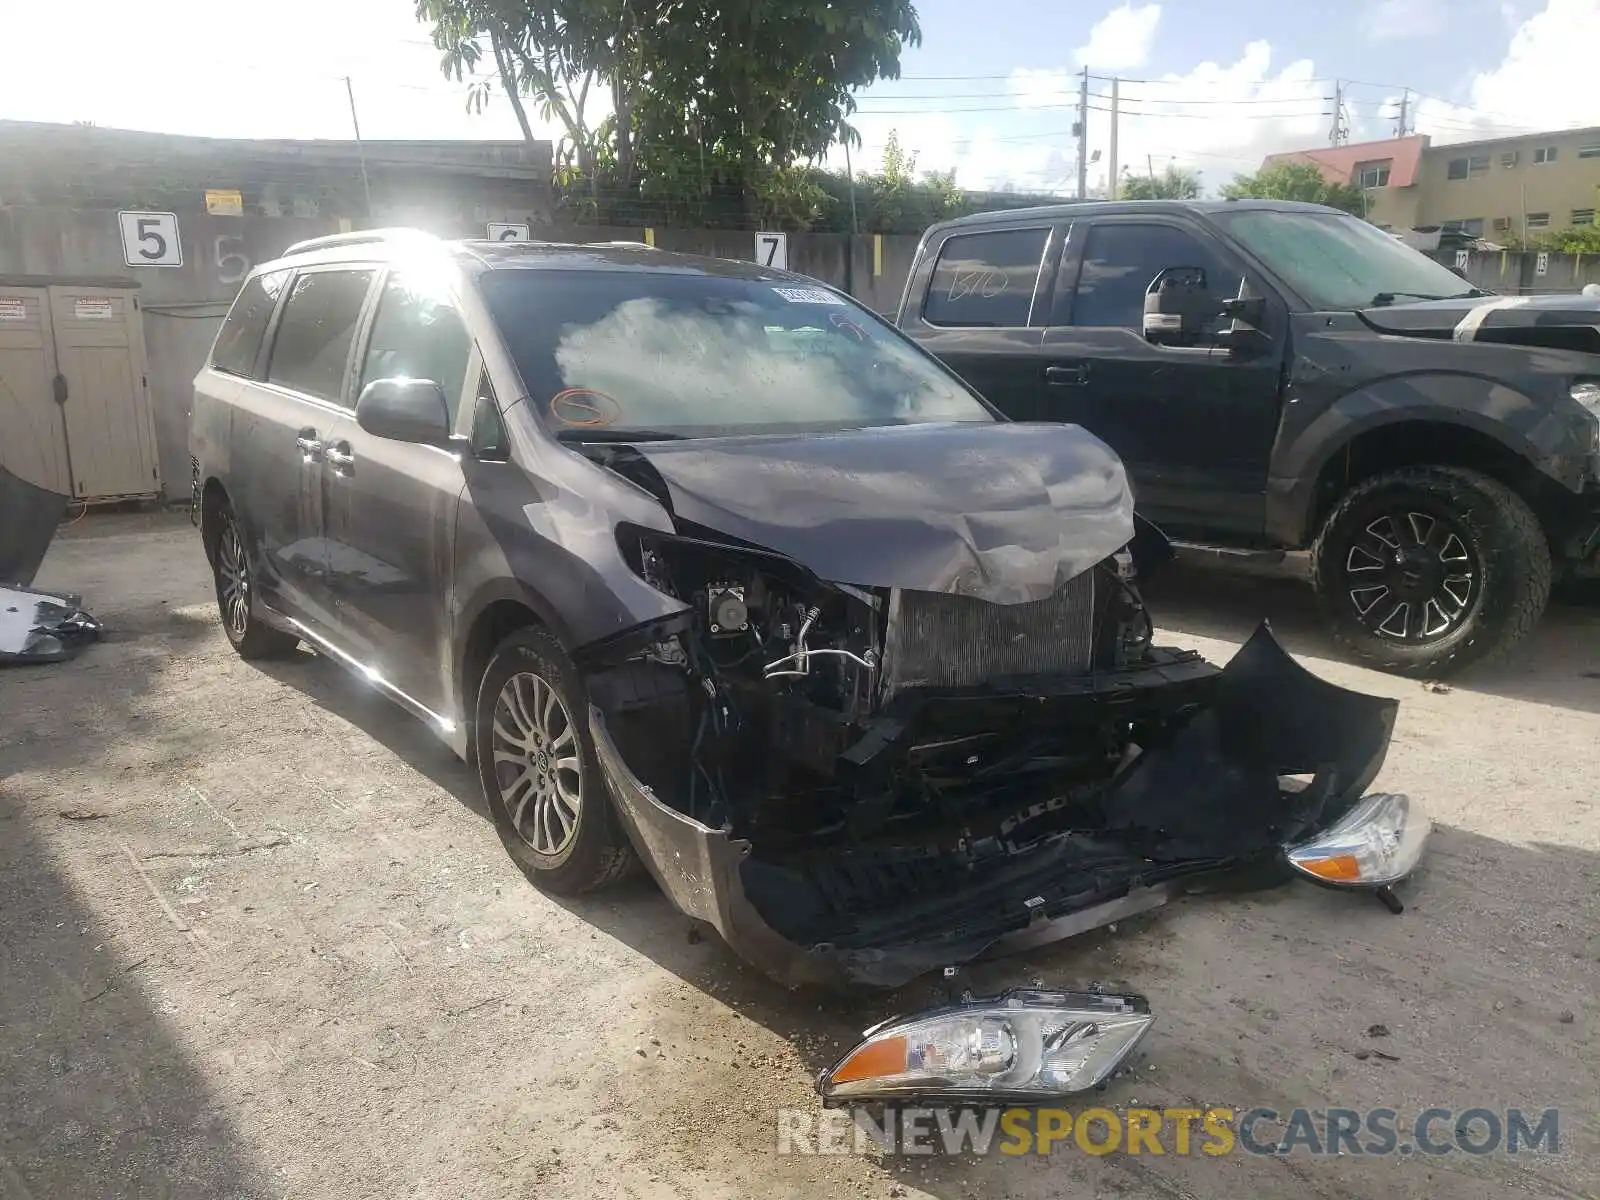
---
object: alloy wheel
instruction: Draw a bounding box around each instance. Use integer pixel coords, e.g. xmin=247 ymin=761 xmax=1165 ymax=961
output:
xmin=1342 ymin=509 xmax=1478 ymax=642
xmin=491 ymin=671 xmax=583 ymax=856
xmin=217 ymin=516 xmax=251 ymax=638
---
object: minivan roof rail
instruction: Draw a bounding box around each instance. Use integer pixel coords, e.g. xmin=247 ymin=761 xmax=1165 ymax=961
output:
xmin=281 ymin=228 xmax=441 ymax=257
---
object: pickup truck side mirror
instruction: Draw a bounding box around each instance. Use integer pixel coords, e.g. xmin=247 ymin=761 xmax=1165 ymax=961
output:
xmin=1145 ymin=268 xmax=1268 ymax=353
xmin=1143 ymin=267 xmax=1223 ymax=347
xmin=356 ymin=377 xmax=452 ymax=447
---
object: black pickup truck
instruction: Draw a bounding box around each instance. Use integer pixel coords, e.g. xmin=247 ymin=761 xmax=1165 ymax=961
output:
xmin=893 ymin=198 xmax=1600 ymax=676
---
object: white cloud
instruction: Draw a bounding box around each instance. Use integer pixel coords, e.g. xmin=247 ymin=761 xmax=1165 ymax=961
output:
xmin=1362 ymin=0 xmax=1449 ymax=40
xmin=1077 ymin=3 xmax=1163 ymax=71
xmin=1413 ymin=0 xmax=1600 ymax=143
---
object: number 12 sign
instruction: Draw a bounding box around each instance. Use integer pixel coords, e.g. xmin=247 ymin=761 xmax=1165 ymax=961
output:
xmin=118 ymin=211 xmax=183 ymax=267
xmin=755 ymin=231 xmax=788 ymax=271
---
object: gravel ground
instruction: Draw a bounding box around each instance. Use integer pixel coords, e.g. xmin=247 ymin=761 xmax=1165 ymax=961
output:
xmin=2 ymin=512 xmax=1596 ymax=1200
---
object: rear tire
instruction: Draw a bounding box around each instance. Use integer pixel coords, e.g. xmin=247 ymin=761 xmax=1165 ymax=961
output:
xmin=473 ymin=625 xmax=637 ymax=895
xmin=211 ymin=498 xmax=299 ymax=661
xmin=1309 ymin=465 xmax=1550 ymax=677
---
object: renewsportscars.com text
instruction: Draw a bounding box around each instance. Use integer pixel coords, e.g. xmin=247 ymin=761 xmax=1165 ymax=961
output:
xmin=777 ymin=1106 xmax=1562 ymax=1158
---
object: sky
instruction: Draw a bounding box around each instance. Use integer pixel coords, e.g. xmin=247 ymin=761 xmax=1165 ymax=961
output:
xmin=2 ymin=0 xmax=1597 ymax=197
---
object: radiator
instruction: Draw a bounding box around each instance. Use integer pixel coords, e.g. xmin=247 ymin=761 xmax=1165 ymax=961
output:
xmin=880 ymin=568 xmax=1098 ymax=700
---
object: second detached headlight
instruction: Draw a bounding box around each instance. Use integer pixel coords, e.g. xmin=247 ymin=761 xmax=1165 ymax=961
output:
xmin=818 ymin=989 xmax=1154 ymax=1106
xmin=1284 ymin=791 xmax=1429 ymax=888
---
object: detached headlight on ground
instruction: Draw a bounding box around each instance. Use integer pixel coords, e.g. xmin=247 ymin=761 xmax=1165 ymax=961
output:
xmin=1284 ymin=791 xmax=1429 ymax=888
xmin=817 ymin=989 xmax=1154 ymax=1105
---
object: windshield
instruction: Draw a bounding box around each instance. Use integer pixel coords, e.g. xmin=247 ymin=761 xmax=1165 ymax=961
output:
xmin=479 ymin=269 xmax=993 ymax=438
xmin=1215 ymin=209 xmax=1487 ymax=310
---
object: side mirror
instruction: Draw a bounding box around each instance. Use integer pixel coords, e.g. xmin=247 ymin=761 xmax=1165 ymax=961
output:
xmin=355 ymin=378 xmax=451 ymax=446
xmin=1143 ymin=266 xmax=1223 ymax=346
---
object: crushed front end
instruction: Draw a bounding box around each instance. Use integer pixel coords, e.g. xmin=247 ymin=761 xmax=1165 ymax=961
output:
xmin=578 ymin=514 xmax=1419 ymax=993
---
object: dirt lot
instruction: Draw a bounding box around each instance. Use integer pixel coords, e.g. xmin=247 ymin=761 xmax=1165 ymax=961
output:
xmin=2 ymin=512 xmax=1596 ymax=1200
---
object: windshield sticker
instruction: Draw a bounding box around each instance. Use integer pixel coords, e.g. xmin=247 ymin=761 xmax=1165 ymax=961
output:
xmin=772 ymin=286 xmax=846 ymax=306
xmin=549 ymin=387 xmax=622 ymax=427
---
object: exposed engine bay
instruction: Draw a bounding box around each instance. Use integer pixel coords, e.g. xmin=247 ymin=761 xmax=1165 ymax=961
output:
xmin=569 ymin=427 xmax=1406 ymax=990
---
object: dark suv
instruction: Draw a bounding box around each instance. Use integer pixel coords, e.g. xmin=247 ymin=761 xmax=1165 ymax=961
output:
xmin=189 ymin=229 xmax=1416 ymax=994
xmin=894 ymin=200 xmax=1600 ymax=676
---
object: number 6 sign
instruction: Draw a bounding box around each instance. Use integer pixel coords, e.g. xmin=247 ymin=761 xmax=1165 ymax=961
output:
xmin=118 ymin=211 xmax=183 ymax=267
xmin=755 ymin=231 xmax=788 ymax=271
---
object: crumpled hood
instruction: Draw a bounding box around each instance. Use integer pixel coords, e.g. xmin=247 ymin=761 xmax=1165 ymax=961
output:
xmin=1359 ymin=292 xmax=1600 ymax=350
xmin=621 ymin=421 xmax=1134 ymax=603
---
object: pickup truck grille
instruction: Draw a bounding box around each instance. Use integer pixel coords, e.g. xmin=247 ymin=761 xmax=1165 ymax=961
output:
xmin=880 ymin=569 xmax=1098 ymax=700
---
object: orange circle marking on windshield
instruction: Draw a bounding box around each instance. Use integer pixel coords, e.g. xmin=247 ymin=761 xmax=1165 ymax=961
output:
xmin=549 ymin=388 xmax=621 ymax=427
xmin=829 ymin=312 xmax=867 ymax=341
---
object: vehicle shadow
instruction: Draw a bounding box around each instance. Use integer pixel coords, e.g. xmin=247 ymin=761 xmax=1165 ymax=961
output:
xmin=1144 ymin=560 xmax=1600 ymax=716
xmin=0 ymin=808 xmax=270 ymax=1198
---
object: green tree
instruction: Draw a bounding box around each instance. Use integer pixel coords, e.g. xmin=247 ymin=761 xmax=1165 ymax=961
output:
xmin=1118 ymin=163 xmax=1200 ymax=200
xmin=416 ymin=0 xmax=637 ymax=190
xmin=416 ymin=0 xmax=922 ymax=223
xmin=1222 ymin=161 xmax=1365 ymax=215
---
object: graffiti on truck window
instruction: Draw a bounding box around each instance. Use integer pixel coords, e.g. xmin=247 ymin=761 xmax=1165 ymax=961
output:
xmin=946 ymin=266 xmax=1010 ymax=302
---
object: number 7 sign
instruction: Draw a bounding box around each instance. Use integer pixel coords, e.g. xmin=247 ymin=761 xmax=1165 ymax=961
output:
xmin=755 ymin=232 xmax=788 ymax=271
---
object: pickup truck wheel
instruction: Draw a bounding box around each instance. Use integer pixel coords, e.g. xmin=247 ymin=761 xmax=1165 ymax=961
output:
xmin=474 ymin=626 xmax=637 ymax=895
xmin=1312 ymin=467 xmax=1548 ymax=681
xmin=1310 ymin=465 xmax=1551 ymax=677
xmin=212 ymin=501 xmax=300 ymax=660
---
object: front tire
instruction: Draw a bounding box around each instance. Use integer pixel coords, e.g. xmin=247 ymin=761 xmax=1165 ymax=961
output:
xmin=211 ymin=499 xmax=299 ymax=660
xmin=1310 ymin=465 xmax=1551 ymax=677
xmin=473 ymin=626 xmax=636 ymax=895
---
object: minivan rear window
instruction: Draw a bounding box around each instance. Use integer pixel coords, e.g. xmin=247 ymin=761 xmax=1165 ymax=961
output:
xmin=211 ymin=269 xmax=289 ymax=378
xmin=265 ymin=268 xmax=375 ymax=404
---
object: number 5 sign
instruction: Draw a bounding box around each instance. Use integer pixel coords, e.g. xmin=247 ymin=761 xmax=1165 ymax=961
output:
xmin=118 ymin=211 xmax=183 ymax=267
xmin=755 ymin=231 xmax=788 ymax=271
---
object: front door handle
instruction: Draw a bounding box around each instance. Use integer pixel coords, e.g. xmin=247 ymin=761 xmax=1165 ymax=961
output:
xmin=1046 ymin=363 xmax=1090 ymax=387
xmin=325 ymin=442 xmax=355 ymax=473
xmin=295 ymin=428 xmax=322 ymax=461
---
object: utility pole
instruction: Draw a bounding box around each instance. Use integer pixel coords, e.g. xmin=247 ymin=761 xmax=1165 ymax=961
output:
xmin=1076 ymin=66 xmax=1089 ymax=200
xmin=1395 ymin=88 xmax=1412 ymax=137
xmin=1107 ymin=77 xmax=1120 ymax=200
xmin=1329 ymin=79 xmax=1349 ymax=146
xmin=344 ymin=76 xmax=374 ymax=220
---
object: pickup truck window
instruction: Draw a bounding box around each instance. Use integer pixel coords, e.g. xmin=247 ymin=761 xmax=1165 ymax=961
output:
xmin=481 ymin=269 xmax=992 ymax=438
xmin=1215 ymin=209 xmax=1480 ymax=310
xmin=1066 ymin=223 xmax=1242 ymax=331
xmin=923 ymin=228 xmax=1049 ymax=328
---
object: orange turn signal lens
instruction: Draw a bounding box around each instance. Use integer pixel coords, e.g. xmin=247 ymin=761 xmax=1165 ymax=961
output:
xmin=1295 ymin=853 xmax=1363 ymax=881
xmin=830 ymin=1035 xmax=908 ymax=1083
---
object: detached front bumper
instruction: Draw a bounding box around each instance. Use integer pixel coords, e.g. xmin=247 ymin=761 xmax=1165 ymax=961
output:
xmin=591 ymin=621 xmax=1423 ymax=994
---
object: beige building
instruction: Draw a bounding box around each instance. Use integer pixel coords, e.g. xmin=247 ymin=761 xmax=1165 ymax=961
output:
xmin=1261 ymin=126 xmax=1600 ymax=243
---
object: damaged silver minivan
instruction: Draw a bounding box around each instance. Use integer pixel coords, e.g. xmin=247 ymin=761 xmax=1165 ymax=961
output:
xmin=191 ymin=230 xmax=1428 ymax=1104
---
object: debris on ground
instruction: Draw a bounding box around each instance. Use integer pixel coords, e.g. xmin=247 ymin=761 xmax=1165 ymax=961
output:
xmin=0 ymin=583 xmax=102 ymax=664
xmin=1366 ymin=1023 xmax=1391 ymax=1038
xmin=1421 ymin=680 xmax=1452 ymax=694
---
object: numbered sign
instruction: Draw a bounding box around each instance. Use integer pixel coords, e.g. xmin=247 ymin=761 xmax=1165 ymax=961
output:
xmin=1454 ymin=250 xmax=1470 ymax=270
xmin=1535 ymin=251 xmax=1550 ymax=277
xmin=755 ymin=231 xmax=788 ymax=270
xmin=488 ymin=222 xmax=531 ymax=242
xmin=117 ymin=211 xmax=183 ymax=267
